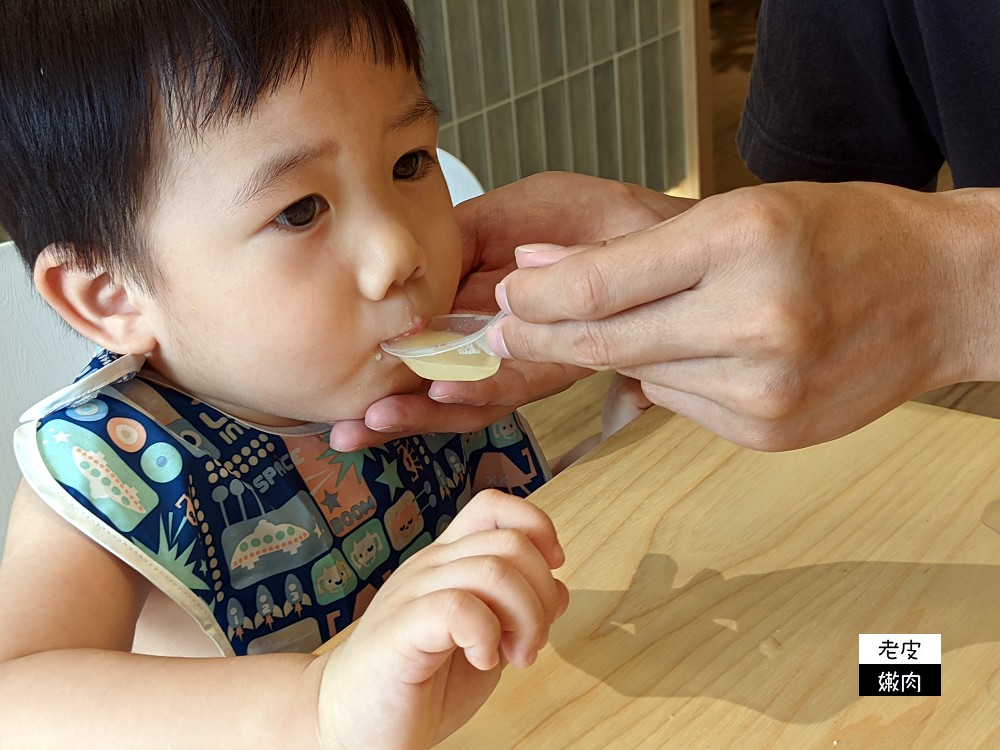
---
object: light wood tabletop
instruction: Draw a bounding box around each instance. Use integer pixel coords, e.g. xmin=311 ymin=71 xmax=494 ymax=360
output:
xmin=428 ymin=400 xmax=1000 ymax=749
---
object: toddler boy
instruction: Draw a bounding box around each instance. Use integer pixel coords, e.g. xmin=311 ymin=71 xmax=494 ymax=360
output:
xmin=0 ymin=2 xmax=566 ymax=747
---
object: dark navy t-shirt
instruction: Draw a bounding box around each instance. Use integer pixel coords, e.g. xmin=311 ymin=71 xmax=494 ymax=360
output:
xmin=738 ymin=0 xmax=1000 ymax=188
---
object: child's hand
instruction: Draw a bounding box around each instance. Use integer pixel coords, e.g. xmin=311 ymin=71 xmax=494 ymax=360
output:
xmin=313 ymin=490 xmax=568 ymax=750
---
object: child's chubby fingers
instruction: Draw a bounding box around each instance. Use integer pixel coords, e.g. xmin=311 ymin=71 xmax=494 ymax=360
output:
xmin=406 ymin=544 xmax=564 ymax=667
xmin=381 ymin=587 xmax=507 ymax=677
xmin=366 ymin=490 xmax=569 ymax=670
xmin=437 ymin=489 xmax=565 ymax=570
xmin=433 ymin=490 xmax=569 ymax=632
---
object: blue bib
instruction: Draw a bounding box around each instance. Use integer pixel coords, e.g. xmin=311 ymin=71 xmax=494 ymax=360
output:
xmin=14 ymin=351 xmax=549 ymax=655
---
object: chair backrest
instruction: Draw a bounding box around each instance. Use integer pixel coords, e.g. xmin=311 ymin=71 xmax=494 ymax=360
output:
xmin=0 ymin=149 xmax=483 ymax=555
xmin=437 ymin=147 xmax=484 ymax=204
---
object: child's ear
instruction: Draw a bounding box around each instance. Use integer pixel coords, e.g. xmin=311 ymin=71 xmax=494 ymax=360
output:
xmin=33 ymin=245 xmax=157 ymax=355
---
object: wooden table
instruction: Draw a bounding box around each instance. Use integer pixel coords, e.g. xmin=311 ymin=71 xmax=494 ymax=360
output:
xmin=431 ymin=401 xmax=1000 ymax=749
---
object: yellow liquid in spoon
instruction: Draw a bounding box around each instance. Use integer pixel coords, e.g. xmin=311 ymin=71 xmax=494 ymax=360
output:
xmin=395 ymin=330 xmax=501 ymax=381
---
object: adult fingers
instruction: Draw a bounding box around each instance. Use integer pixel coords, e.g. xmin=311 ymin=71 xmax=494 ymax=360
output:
xmin=455 ymin=172 xmax=689 ymax=261
xmin=637 ymin=367 xmax=902 ymax=452
xmin=626 ymin=182 xmax=697 ymax=220
xmin=427 ymin=361 xmax=590 ymax=406
xmin=601 ymin=374 xmax=655 ymax=439
xmin=619 ymin=358 xmax=784 ymax=420
xmin=623 ymin=377 xmax=827 ymax=453
xmin=327 ymin=362 xmax=589 ymax=451
xmin=327 ymin=418 xmax=391 ymax=452
xmin=497 ymin=218 xmax=709 ymax=325
xmin=618 ymin=381 xmax=776 ymax=450
xmin=489 ymin=288 xmax=739 ymax=371
xmin=327 ymin=399 xmax=512 ymax=451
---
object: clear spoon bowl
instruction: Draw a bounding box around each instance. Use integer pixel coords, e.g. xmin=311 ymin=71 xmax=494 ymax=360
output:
xmin=381 ymin=312 xmax=503 ymax=381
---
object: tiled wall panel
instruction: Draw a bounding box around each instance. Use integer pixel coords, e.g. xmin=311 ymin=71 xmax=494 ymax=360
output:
xmin=411 ymin=0 xmax=685 ymax=192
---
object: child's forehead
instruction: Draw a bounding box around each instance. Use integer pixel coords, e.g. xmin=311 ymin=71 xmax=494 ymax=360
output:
xmin=148 ymin=54 xmax=430 ymax=221
xmin=163 ymin=52 xmax=427 ymax=153
xmin=162 ymin=37 xmax=420 ymax=133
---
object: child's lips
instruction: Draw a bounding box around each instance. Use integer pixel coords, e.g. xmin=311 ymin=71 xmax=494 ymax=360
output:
xmin=391 ymin=318 xmax=428 ymax=340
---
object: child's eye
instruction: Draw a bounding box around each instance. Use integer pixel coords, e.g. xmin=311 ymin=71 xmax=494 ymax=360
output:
xmin=274 ymin=194 xmax=329 ymax=229
xmin=393 ymin=149 xmax=437 ymax=181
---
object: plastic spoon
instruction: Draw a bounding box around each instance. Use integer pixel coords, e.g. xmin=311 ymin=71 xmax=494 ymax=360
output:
xmin=381 ymin=312 xmax=504 ymax=381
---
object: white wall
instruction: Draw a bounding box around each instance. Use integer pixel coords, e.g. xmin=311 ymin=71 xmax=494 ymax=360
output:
xmin=0 ymin=241 xmax=95 ymax=558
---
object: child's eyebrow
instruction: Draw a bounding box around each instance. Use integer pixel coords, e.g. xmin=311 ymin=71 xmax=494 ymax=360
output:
xmin=230 ymin=141 xmax=337 ymax=211
xmin=387 ymin=94 xmax=440 ymax=133
xmin=230 ymin=95 xmax=439 ymax=212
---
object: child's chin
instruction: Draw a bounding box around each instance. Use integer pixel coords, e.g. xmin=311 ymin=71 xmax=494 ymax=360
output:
xmin=378 ymin=366 xmax=428 ymax=399
xmin=311 ymin=372 xmax=427 ymax=424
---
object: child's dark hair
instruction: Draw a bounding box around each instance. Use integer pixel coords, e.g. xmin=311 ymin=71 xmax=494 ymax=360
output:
xmin=0 ymin=0 xmax=422 ymax=289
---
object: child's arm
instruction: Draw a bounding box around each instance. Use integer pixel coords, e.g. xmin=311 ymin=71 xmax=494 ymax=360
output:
xmin=0 ymin=481 xmax=566 ymax=749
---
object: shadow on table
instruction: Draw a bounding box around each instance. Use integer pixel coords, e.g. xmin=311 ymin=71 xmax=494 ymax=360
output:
xmin=550 ymin=553 xmax=1000 ymax=723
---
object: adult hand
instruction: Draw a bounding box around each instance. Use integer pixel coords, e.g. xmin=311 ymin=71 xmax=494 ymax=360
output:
xmin=329 ymin=172 xmax=693 ymax=450
xmin=489 ymin=181 xmax=1000 ymax=450
xmin=315 ymin=490 xmax=568 ymax=750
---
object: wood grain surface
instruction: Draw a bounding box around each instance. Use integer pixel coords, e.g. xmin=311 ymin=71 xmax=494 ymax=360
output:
xmin=435 ymin=401 xmax=1000 ymax=749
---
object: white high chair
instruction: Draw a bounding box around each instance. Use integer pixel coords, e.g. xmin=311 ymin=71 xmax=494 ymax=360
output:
xmin=0 ymin=149 xmax=484 ymax=555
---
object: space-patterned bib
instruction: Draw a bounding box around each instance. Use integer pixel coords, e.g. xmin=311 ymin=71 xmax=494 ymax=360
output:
xmin=13 ymin=350 xmax=549 ymax=655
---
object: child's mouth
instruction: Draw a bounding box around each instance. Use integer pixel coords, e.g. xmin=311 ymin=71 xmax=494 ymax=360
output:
xmin=391 ymin=318 xmax=428 ymax=340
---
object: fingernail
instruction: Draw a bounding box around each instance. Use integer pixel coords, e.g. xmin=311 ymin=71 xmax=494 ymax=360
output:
xmin=515 ymin=245 xmax=567 ymax=269
xmin=551 ymin=542 xmax=565 ymax=566
xmin=427 ymin=382 xmax=462 ymax=402
xmin=495 ymin=282 xmax=512 ymax=315
xmin=486 ymin=325 xmax=511 ymax=359
xmin=429 ymin=394 xmax=464 ymax=404
xmin=515 ymin=243 xmax=565 ymax=253
xmin=329 ymin=440 xmax=360 ymax=452
xmin=365 ymin=414 xmax=402 ymax=432
xmin=429 ymin=385 xmax=485 ymax=406
xmin=524 ymin=648 xmax=538 ymax=667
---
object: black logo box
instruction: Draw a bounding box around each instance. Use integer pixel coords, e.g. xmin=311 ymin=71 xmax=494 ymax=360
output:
xmin=858 ymin=663 xmax=941 ymax=696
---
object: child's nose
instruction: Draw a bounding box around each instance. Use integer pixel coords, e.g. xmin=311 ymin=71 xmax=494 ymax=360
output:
xmin=353 ymin=212 xmax=428 ymax=301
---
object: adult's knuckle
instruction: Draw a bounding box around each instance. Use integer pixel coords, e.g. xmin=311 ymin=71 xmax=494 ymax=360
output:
xmin=563 ymin=252 xmax=612 ymax=319
xmin=738 ymin=421 xmax=801 ymax=452
xmin=502 ymin=318 xmax=542 ymax=362
xmin=738 ymin=189 xmax=796 ymax=241
xmin=567 ymin=323 xmax=614 ymax=369
xmin=730 ymin=403 xmax=815 ymax=452
xmin=741 ymin=370 xmax=807 ymax=423
xmin=735 ymin=293 xmax=825 ymax=362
